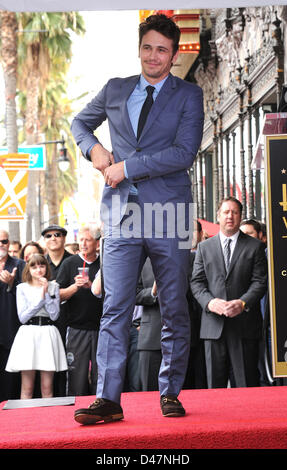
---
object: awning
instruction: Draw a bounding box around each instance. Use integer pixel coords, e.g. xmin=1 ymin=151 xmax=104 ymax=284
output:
xmin=198 ymin=218 xmax=220 ymax=237
xmin=1 ymin=1 xmax=286 ymax=12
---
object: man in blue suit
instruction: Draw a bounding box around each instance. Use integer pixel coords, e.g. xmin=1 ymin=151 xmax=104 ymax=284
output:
xmin=72 ymin=14 xmax=204 ymax=424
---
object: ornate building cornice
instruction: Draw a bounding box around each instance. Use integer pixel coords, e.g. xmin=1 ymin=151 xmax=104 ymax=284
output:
xmin=194 ymin=6 xmax=284 ymax=151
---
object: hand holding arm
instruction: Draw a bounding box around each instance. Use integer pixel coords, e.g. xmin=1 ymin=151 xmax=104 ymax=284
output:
xmin=90 ymin=143 xmax=113 ymax=174
xmin=103 ymin=154 xmax=125 ymax=188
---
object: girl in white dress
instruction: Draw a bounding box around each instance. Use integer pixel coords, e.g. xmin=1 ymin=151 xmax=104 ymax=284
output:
xmin=6 ymin=254 xmax=67 ymax=399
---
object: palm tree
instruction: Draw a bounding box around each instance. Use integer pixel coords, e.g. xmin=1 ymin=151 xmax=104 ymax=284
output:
xmin=38 ymin=77 xmax=79 ymax=225
xmin=17 ymin=12 xmax=85 ymax=240
xmin=0 ymin=11 xmax=20 ymax=240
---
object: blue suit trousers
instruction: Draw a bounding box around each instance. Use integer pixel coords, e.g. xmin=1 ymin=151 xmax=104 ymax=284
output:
xmin=96 ymin=234 xmax=191 ymax=404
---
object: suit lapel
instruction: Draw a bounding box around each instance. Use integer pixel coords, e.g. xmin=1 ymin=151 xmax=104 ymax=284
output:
xmin=138 ymin=74 xmax=177 ymax=142
xmin=227 ymin=231 xmax=246 ymax=278
xmin=212 ymin=234 xmax=227 ymax=275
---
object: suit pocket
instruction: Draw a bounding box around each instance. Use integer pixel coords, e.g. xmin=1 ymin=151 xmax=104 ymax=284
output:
xmin=162 ymin=172 xmax=191 ymax=188
xmin=159 ymin=174 xmax=192 ymax=202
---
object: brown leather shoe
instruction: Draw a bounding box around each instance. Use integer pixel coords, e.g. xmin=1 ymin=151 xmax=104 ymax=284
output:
xmin=74 ymin=398 xmax=124 ymax=425
xmin=160 ymin=395 xmax=185 ymax=417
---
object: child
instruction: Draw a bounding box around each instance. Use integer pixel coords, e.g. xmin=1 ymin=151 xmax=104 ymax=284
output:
xmin=6 ymin=254 xmax=67 ymax=399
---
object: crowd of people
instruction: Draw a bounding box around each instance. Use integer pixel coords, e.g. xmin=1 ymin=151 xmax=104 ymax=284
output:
xmin=0 ymin=200 xmax=272 ymax=405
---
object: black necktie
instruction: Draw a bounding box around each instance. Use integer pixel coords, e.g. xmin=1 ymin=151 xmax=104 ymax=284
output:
xmin=223 ymin=238 xmax=231 ymax=271
xmin=137 ymin=86 xmax=155 ymax=140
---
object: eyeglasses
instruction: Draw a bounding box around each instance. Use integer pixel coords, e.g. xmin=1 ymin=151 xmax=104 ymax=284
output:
xmin=44 ymin=232 xmax=62 ymax=239
xmin=0 ymin=239 xmax=9 ymax=245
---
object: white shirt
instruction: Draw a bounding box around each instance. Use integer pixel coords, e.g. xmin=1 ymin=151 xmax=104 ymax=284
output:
xmin=219 ymin=230 xmax=240 ymax=263
xmin=16 ymin=282 xmax=60 ymax=324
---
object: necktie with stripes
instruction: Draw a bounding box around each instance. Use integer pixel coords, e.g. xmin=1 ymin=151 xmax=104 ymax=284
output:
xmin=223 ymin=238 xmax=232 ymax=271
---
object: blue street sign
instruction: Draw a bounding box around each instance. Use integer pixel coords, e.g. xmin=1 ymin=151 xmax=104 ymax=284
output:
xmin=0 ymin=145 xmax=46 ymax=170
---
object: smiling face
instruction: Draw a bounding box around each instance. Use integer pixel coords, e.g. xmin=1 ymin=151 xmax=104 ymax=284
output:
xmin=139 ymin=29 xmax=179 ymax=84
xmin=44 ymin=231 xmax=65 ymax=254
xmin=217 ymin=200 xmax=242 ymax=236
xmin=78 ymin=230 xmax=98 ymax=260
xmin=30 ymin=263 xmax=47 ymax=281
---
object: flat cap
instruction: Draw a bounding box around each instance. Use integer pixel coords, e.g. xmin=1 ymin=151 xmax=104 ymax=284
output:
xmin=41 ymin=225 xmax=67 ymax=237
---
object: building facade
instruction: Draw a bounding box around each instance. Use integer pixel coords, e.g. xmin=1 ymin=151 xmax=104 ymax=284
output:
xmin=185 ymin=6 xmax=286 ymax=223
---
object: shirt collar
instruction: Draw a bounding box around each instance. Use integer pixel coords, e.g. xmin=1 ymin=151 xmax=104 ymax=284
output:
xmin=219 ymin=230 xmax=240 ymax=245
xmin=78 ymin=253 xmax=99 ymax=264
xmin=139 ymin=73 xmax=169 ymax=94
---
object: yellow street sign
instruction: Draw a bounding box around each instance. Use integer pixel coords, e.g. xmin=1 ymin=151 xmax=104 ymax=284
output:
xmin=0 ymin=153 xmax=30 ymax=220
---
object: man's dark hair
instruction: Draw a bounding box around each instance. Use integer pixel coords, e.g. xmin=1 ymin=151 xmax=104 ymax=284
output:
xmin=240 ymin=218 xmax=262 ymax=235
xmin=10 ymin=240 xmax=22 ymax=249
xmin=260 ymin=222 xmax=266 ymax=238
xmin=218 ymin=196 xmax=243 ymax=215
xmin=196 ymin=219 xmax=202 ymax=232
xmin=139 ymin=14 xmax=181 ymax=55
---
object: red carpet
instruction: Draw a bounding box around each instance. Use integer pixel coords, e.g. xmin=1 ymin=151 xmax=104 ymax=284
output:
xmin=1 ymin=387 xmax=287 ymax=449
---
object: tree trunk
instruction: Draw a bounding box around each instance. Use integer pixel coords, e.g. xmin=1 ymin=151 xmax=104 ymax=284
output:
xmin=45 ymin=143 xmax=59 ymax=226
xmin=0 ymin=11 xmax=20 ymax=240
xmin=25 ymin=61 xmax=41 ymax=242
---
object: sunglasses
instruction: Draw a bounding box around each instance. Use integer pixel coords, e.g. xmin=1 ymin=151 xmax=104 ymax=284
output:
xmin=0 ymin=239 xmax=9 ymax=245
xmin=44 ymin=232 xmax=62 ymax=239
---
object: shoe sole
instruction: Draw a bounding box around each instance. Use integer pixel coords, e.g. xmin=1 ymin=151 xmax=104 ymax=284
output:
xmin=162 ymin=412 xmax=185 ymax=417
xmin=74 ymin=412 xmax=124 ymax=425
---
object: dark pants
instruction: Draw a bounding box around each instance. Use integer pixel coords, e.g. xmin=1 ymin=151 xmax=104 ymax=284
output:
xmin=204 ymin=322 xmax=260 ymax=388
xmin=138 ymin=350 xmax=162 ymax=391
xmin=66 ymin=327 xmax=99 ymax=396
xmin=0 ymin=346 xmax=20 ymax=402
xmin=123 ymin=326 xmax=141 ymax=392
xmin=183 ymin=340 xmax=208 ymax=389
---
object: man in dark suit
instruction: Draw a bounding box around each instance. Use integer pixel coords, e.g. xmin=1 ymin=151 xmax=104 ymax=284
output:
xmin=184 ymin=249 xmax=208 ymax=390
xmin=190 ymin=197 xmax=267 ymax=388
xmin=71 ymin=14 xmax=204 ymax=423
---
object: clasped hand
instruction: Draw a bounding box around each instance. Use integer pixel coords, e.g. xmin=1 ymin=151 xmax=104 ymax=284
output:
xmin=38 ymin=277 xmax=49 ymax=297
xmin=207 ymin=298 xmax=243 ymax=318
xmin=90 ymin=143 xmax=125 ymax=188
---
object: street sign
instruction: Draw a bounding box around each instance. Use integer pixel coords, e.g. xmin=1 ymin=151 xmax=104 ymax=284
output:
xmin=0 ymin=153 xmax=30 ymax=220
xmin=0 ymin=145 xmax=46 ymax=170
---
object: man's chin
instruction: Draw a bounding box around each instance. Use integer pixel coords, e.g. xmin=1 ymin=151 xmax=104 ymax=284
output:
xmin=0 ymin=249 xmax=8 ymax=260
xmin=225 ymin=227 xmax=238 ymax=236
xmin=144 ymin=70 xmax=160 ymax=79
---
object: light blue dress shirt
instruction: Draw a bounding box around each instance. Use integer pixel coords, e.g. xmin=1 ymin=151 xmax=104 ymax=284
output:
xmin=88 ymin=74 xmax=168 ymax=195
xmin=124 ymin=74 xmax=168 ymax=194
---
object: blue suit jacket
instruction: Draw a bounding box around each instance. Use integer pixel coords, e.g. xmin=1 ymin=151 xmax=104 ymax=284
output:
xmin=71 ymin=73 xmax=204 ymax=226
